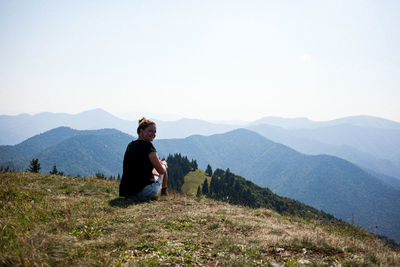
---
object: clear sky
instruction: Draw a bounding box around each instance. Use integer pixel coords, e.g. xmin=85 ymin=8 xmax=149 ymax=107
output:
xmin=1 ymin=0 xmax=399 ymax=122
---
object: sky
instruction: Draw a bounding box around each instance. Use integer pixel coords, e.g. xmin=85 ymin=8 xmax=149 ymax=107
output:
xmin=1 ymin=0 xmax=399 ymax=122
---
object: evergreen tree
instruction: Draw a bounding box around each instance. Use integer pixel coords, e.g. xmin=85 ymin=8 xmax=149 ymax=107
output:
xmin=209 ymin=175 xmax=219 ymax=196
xmin=212 ymin=168 xmax=225 ymax=178
xmin=49 ymin=164 xmax=58 ymax=175
xmin=206 ymin=164 xmax=213 ymax=176
xmin=191 ymin=159 xmax=198 ymax=170
xmin=28 ymin=158 xmax=41 ymax=173
xmin=196 ymin=185 xmax=201 ymax=197
xmin=166 ymin=153 xmax=193 ymax=192
xmin=96 ymin=172 xmax=106 ymax=179
xmin=201 ymin=178 xmax=209 ymax=195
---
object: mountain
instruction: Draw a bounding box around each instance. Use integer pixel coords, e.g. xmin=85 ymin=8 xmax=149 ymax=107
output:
xmin=154 ymin=129 xmax=400 ymax=242
xmin=247 ymin=124 xmax=400 ymax=182
xmin=0 ymin=127 xmax=133 ymax=176
xmin=2 ymin=109 xmax=399 ymax=178
xmin=0 ymin=109 xmax=137 ymax=145
xmin=0 ymin=109 xmax=240 ymax=145
xmin=364 ymin=168 xmax=400 ymax=188
xmin=251 ymin=117 xmax=318 ymax=129
xmin=249 ymin=116 xmax=400 ymax=181
xmin=3 ymin=109 xmax=400 ymax=183
xmin=156 ymin=118 xmax=239 ymax=139
xmin=328 ymin=115 xmax=400 ymax=130
xmin=291 ymin=124 xmax=400 ymax=161
xmin=252 ymin=115 xmax=400 ymax=130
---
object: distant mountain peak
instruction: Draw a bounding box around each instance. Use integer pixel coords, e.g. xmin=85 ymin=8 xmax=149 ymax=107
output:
xmin=251 ymin=115 xmax=400 ymax=130
xmin=251 ymin=116 xmax=316 ymax=129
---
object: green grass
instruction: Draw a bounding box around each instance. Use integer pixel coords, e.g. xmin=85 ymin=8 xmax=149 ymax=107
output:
xmin=181 ymin=169 xmax=210 ymax=195
xmin=1 ymin=171 xmax=399 ymax=266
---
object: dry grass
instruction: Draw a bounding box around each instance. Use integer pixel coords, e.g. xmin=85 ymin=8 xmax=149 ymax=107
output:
xmin=1 ymin=171 xmax=399 ymax=266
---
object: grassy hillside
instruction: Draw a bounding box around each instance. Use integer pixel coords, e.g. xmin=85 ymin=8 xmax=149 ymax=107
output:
xmin=181 ymin=169 xmax=210 ymax=195
xmin=1 ymin=172 xmax=399 ymax=266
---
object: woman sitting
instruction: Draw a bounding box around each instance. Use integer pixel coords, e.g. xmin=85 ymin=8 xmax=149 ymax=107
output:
xmin=119 ymin=117 xmax=168 ymax=199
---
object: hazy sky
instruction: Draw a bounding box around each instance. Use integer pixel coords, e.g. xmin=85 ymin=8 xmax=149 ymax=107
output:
xmin=1 ymin=0 xmax=399 ymax=122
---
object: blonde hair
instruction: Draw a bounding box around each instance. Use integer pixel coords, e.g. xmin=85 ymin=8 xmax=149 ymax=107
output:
xmin=137 ymin=117 xmax=156 ymax=135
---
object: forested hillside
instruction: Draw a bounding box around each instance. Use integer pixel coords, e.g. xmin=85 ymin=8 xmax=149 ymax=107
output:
xmin=166 ymin=155 xmax=341 ymax=227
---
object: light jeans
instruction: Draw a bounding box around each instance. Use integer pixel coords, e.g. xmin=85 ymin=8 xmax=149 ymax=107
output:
xmin=133 ymin=175 xmax=163 ymax=199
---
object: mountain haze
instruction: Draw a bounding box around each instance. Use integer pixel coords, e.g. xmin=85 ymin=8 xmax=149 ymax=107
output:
xmin=0 ymin=109 xmax=136 ymax=145
xmin=2 ymin=109 xmax=399 ymax=184
xmin=252 ymin=115 xmax=400 ymax=130
xmin=249 ymin=116 xmax=400 ymax=181
xmin=248 ymin=124 xmax=400 ymax=182
xmin=0 ymin=109 xmax=240 ymax=145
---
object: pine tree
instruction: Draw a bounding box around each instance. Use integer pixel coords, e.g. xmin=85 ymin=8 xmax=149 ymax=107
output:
xmin=201 ymin=178 xmax=209 ymax=195
xmin=209 ymin=175 xmax=218 ymax=196
xmin=196 ymin=185 xmax=201 ymax=197
xmin=96 ymin=172 xmax=106 ymax=179
xmin=191 ymin=159 xmax=198 ymax=170
xmin=206 ymin=164 xmax=213 ymax=176
xmin=166 ymin=153 xmax=193 ymax=192
xmin=28 ymin=158 xmax=41 ymax=173
xmin=49 ymin=164 xmax=58 ymax=175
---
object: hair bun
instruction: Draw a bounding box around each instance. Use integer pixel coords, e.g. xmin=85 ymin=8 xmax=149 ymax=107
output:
xmin=138 ymin=117 xmax=147 ymax=125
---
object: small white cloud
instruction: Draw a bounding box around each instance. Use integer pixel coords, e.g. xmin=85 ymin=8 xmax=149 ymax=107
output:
xmin=298 ymin=54 xmax=312 ymax=63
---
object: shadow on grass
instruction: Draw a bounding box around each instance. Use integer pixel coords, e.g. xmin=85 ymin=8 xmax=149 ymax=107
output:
xmin=108 ymin=197 xmax=156 ymax=208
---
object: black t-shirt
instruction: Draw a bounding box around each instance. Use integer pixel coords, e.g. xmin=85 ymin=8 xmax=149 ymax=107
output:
xmin=119 ymin=140 xmax=157 ymax=197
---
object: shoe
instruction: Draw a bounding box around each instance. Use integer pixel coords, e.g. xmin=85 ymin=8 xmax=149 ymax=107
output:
xmin=161 ymin=188 xmax=168 ymax=196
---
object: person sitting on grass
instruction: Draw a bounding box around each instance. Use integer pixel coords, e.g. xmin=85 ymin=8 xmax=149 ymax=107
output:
xmin=119 ymin=117 xmax=168 ymax=199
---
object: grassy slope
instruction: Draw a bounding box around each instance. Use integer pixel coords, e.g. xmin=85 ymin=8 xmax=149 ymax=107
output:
xmin=1 ymin=172 xmax=399 ymax=266
xmin=181 ymin=169 xmax=210 ymax=195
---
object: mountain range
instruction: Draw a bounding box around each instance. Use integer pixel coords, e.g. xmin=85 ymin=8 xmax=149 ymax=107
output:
xmin=0 ymin=109 xmax=239 ymax=145
xmin=248 ymin=124 xmax=400 ymax=186
xmin=252 ymin=115 xmax=400 ymax=130
xmin=1 ymin=109 xmax=400 ymax=184
xmin=1 ymin=126 xmax=399 ymax=242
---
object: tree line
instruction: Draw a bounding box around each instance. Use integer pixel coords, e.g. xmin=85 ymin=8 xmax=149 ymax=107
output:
xmin=194 ymin=167 xmax=342 ymax=225
xmin=163 ymin=158 xmax=341 ymax=225
xmin=165 ymin=153 xmax=198 ymax=192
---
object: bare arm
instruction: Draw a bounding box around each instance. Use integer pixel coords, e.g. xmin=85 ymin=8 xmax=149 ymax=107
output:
xmin=149 ymin=152 xmax=167 ymax=175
